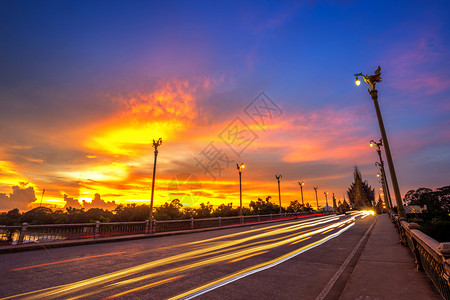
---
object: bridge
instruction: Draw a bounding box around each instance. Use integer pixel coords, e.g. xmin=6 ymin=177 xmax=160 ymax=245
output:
xmin=0 ymin=213 xmax=446 ymax=299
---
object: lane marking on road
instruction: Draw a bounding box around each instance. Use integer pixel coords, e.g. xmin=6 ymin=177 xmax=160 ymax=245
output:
xmin=314 ymin=217 xmax=377 ymax=300
xmin=10 ymin=251 xmax=127 ymax=271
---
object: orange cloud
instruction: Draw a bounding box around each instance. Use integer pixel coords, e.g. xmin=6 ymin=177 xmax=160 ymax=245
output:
xmin=84 ymin=80 xmax=204 ymax=157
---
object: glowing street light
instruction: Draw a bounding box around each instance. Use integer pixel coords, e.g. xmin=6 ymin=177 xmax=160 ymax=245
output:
xmin=150 ymin=138 xmax=162 ymax=231
xmin=237 ymin=163 xmax=245 ymax=218
xmin=313 ymin=186 xmax=319 ymax=211
xmin=371 ymin=138 xmax=393 ymax=210
xmin=324 ymin=191 xmax=329 ymax=213
xmin=298 ymin=181 xmax=305 ymax=209
xmin=355 ymin=67 xmax=406 ymax=218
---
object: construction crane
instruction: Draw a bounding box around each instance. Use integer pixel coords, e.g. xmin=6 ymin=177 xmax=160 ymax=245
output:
xmin=39 ymin=189 xmax=45 ymax=207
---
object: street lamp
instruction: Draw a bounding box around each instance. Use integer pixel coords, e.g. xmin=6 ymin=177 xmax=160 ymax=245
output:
xmin=298 ymin=181 xmax=305 ymax=209
xmin=376 ymin=170 xmax=390 ymax=209
xmin=150 ymin=138 xmax=162 ymax=231
xmin=355 ymin=66 xmax=406 ymax=218
xmin=313 ymin=186 xmax=319 ymax=211
xmin=324 ymin=191 xmax=329 ymax=213
xmin=276 ymin=174 xmax=282 ymax=214
xmin=371 ymin=139 xmax=393 ymax=210
xmin=237 ymin=163 xmax=245 ymax=218
xmin=376 ymin=161 xmax=392 ymax=209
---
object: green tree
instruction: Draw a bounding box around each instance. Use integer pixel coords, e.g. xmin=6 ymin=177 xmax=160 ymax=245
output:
xmin=213 ymin=203 xmax=239 ymax=217
xmin=65 ymin=207 xmax=86 ymax=223
xmin=154 ymin=199 xmax=184 ymax=220
xmin=0 ymin=208 xmax=22 ymax=225
xmin=304 ymin=202 xmax=313 ymax=212
xmin=85 ymin=208 xmax=113 ymax=223
xmin=404 ymin=186 xmax=450 ymax=215
xmin=113 ymin=204 xmax=149 ymax=221
xmin=194 ymin=202 xmax=213 ymax=219
xmin=21 ymin=207 xmax=55 ymax=224
xmin=286 ymin=200 xmax=303 ymax=213
xmin=249 ymin=196 xmax=281 ymax=215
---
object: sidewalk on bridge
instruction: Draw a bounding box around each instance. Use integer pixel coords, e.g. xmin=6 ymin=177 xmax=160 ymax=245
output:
xmin=338 ymin=214 xmax=441 ymax=300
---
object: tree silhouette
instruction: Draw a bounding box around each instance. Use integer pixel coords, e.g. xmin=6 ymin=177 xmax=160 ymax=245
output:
xmin=154 ymin=199 xmax=184 ymax=220
xmin=404 ymin=186 xmax=450 ymax=214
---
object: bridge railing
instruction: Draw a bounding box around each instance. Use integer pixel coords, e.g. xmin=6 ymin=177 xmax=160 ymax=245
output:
xmin=389 ymin=212 xmax=450 ymax=299
xmin=0 ymin=212 xmax=321 ymax=246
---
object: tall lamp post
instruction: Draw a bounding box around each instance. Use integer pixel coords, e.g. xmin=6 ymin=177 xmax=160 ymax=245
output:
xmin=150 ymin=138 xmax=162 ymax=231
xmin=298 ymin=181 xmax=305 ymax=209
xmin=237 ymin=163 xmax=245 ymax=218
xmin=355 ymin=66 xmax=406 ymax=218
xmin=376 ymin=173 xmax=388 ymax=208
xmin=276 ymin=174 xmax=282 ymax=214
xmin=371 ymin=139 xmax=393 ymax=209
xmin=376 ymin=161 xmax=392 ymax=209
xmin=313 ymin=186 xmax=319 ymax=211
xmin=324 ymin=191 xmax=329 ymax=213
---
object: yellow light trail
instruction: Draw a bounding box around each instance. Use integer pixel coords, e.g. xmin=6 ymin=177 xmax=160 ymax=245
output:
xmin=10 ymin=252 xmax=126 ymax=272
xmin=226 ymin=251 xmax=269 ymax=264
xmin=169 ymin=222 xmax=356 ymax=300
xmin=100 ymin=275 xmax=185 ymax=300
xmin=0 ymin=215 xmax=361 ymax=300
xmin=289 ymin=236 xmax=311 ymax=245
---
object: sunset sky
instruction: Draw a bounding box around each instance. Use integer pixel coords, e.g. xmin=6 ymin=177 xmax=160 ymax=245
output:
xmin=1 ymin=1 xmax=449 ymax=211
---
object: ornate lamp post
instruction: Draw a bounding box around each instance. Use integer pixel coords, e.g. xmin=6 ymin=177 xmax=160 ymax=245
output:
xmin=237 ymin=163 xmax=245 ymax=218
xmin=371 ymin=139 xmax=393 ymax=209
xmin=313 ymin=186 xmax=319 ymax=211
xmin=298 ymin=181 xmax=305 ymax=209
xmin=355 ymin=66 xmax=406 ymax=218
xmin=276 ymin=174 xmax=282 ymax=214
xmin=376 ymin=172 xmax=388 ymax=208
xmin=150 ymin=138 xmax=162 ymax=231
xmin=376 ymin=161 xmax=392 ymax=209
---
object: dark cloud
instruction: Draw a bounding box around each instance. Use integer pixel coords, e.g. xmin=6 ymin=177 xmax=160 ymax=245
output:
xmin=0 ymin=185 xmax=36 ymax=211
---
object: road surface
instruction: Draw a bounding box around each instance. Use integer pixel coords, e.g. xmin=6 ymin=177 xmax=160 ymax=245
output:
xmin=0 ymin=212 xmax=376 ymax=300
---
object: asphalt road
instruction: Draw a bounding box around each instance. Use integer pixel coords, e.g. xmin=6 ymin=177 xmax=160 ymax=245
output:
xmin=0 ymin=212 xmax=376 ymax=300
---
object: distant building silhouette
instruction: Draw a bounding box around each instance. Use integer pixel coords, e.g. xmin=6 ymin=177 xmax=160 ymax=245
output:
xmin=347 ymin=166 xmax=375 ymax=209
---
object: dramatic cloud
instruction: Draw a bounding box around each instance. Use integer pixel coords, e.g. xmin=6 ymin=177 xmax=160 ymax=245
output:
xmin=1 ymin=1 xmax=449 ymax=212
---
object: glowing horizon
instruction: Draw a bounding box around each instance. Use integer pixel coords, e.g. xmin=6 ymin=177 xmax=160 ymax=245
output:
xmin=1 ymin=1 xmax=449 ymax=212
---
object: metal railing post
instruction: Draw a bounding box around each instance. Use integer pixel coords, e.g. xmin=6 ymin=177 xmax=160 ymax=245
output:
xmin=18 ymin=223 xmax=28 ymax=244
xmin=145 ymin=220 xmax=150 ymax=234
xmin=94 ymin=221 xmax=100 ymax=239
xmin=218 ymin=217 xmax=221 ymax=227
xmin=190 ymin=218 xmax=194 ymax=230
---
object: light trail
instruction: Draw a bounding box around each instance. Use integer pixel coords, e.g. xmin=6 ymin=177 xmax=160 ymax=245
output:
xmin=10 ymin=252 xmax=126 ymax=272
xmin=0 ymin=214 xmax=364 ymax=300
xmin=169 ymin=222 xmax=355 ymax=300
xmin=100 ymin=275 xmax=185 ymax=300
xmin=226 ymin=251 xmax=269 ymax=263
xmin=289 ymin=236 xmax=311 ymax=245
